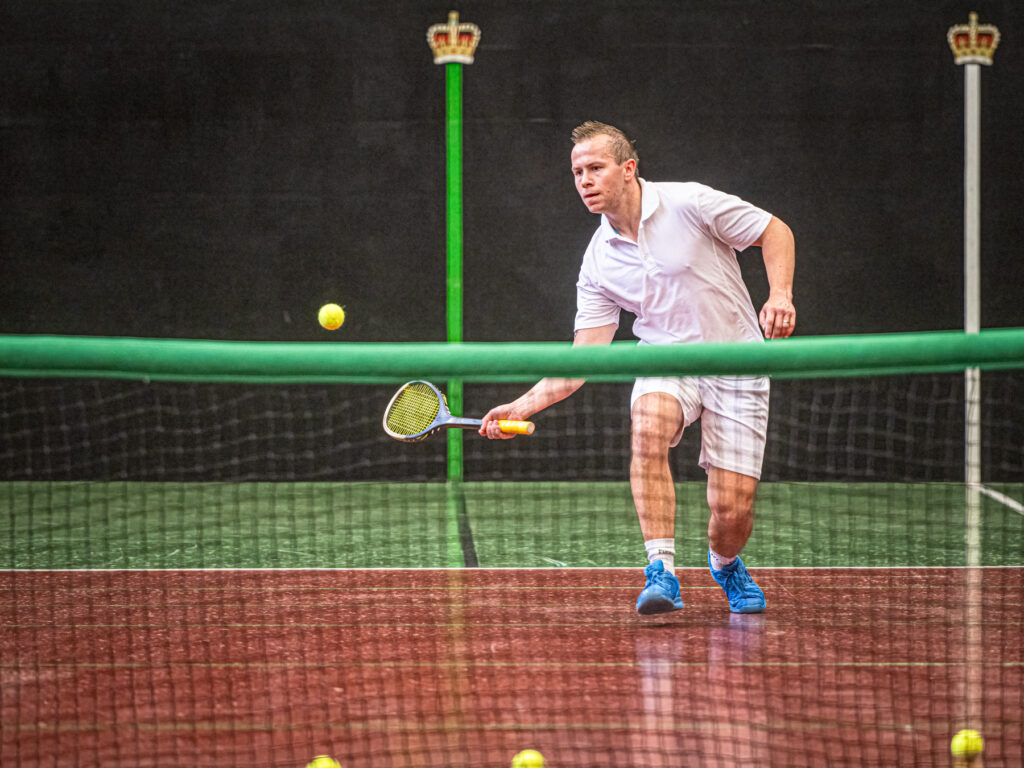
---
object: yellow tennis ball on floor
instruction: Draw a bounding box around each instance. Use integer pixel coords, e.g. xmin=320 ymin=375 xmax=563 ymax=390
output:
xmin=951 ymin=729 xmax=984 ymax=756
xmin=318 ymin=303 xmax=345 ymax=330
xmin=511 ymin=749 xmax=544 ymax=768
xmin=306 ymin=756 xmax=341 ymax=768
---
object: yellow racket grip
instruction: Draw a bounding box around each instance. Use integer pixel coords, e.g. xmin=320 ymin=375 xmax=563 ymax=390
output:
xmin=497 ymin=419 xmax=535 ymax=435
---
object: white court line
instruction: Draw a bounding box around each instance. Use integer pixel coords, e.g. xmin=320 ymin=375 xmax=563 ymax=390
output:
xmin=979 ymin=484 xmax=1024 ymax=515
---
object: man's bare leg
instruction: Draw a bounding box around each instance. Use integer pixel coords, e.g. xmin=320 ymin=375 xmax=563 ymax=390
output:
xmin=630 ymin=393 xmax=685 ymax=614
xmin=707 ymin=466 xmax=758 ymax=558
xmin=706 ymin=466 xmax=765 ymax=613
xmin=630 ymin=392 xmax=683 ymax=542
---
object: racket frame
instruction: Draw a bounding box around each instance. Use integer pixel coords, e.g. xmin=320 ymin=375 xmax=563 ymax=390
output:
xmin=383 ymin=380 xmax=482 ymax=443
xmin=383 ymin=380 xmax=533 ymax=442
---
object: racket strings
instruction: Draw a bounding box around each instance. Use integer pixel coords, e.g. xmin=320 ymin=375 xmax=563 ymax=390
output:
xmin=385 ymin=383 xmax=442 ymax=437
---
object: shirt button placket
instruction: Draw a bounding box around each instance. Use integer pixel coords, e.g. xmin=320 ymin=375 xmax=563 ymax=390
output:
xmin=639 ymin=229 xmax=654 ymax=269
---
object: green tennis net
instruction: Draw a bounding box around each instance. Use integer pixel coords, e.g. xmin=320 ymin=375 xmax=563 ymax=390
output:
xmin=1 ymin=332 xmax=1022 ymax=767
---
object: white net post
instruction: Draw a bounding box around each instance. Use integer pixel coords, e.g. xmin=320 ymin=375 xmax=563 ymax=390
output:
xmin=947 ymin=11 xmax=999 ymax=564
xmin=963 ymin=59 xmax=982 ymax=568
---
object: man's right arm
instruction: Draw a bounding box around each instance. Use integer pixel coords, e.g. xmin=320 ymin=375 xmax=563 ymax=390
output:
xmin=478 ymin=324 xmax=617 ymax=439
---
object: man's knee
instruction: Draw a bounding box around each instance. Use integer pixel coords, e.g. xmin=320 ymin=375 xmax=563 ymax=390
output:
xmin=709 ymin=496 xmax=754 ymax=528
xmin=707 ymin=469 xmax=757 ymax=522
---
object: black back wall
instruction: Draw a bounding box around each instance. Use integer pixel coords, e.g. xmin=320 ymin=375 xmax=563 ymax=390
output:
xmin=3 ymin=1 xmax=1023 ymax=342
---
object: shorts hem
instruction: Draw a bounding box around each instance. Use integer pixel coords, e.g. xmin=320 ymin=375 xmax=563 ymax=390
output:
xmin=699 ymin=459 xmax=763 ymax=481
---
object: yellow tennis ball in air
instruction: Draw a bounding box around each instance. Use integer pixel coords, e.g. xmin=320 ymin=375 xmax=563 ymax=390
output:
xmin=951 ymin=729 xmax=984 ymax=756
xmin=318 ymin=303 xmax=345 ymax=330
xmin=511 ymin=749 xmax=544 ymax=768
xmin=305 ymin=756 xmax=341 ymax=768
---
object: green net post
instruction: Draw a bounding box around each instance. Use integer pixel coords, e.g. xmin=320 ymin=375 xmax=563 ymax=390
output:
xmin=445 ymin=60 xmax=464 ymax=485
xmin=427 ymin=12 xmax=480 ymax=488
xmin=429 ymin=11 xmax=481 ymax=566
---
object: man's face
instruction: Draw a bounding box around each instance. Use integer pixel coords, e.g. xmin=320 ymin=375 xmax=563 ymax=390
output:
xmin=571 ymin=136 xmax=635 ymax=214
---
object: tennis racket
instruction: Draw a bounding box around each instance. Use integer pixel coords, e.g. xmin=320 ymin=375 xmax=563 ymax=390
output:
xmin=383 ymin=380 xmax=535 ymax=443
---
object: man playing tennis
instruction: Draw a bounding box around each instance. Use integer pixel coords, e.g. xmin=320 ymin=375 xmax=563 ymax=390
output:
xmin=479 ymin=121 xmax=795 ymax=615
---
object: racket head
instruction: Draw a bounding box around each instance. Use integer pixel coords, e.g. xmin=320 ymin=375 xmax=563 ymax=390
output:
xmin=383 ymin=380 xmax=452 ymax=442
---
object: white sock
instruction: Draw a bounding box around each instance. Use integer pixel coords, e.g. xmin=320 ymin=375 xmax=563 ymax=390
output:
xmin=645 ymin=539 xmax=675 ymax=574
xmin=709 ymin=549 xmax=736 ymax=572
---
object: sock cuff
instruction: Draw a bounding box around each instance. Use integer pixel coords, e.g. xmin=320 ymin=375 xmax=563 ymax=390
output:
xmin=644 ymin=538 xmax=675 ymax=557
xmin=709 ymin=549 xmax=737 ymax=571
xmin=645 ymin=539 xmax=675 ymax=574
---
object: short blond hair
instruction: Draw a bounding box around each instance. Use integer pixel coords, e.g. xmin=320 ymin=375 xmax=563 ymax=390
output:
xmin=571 ymin=121 xmax=638 ymax=165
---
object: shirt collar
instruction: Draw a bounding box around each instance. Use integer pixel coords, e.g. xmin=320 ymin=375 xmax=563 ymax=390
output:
xmin=601 ymin=178 xmax=660 ymax=241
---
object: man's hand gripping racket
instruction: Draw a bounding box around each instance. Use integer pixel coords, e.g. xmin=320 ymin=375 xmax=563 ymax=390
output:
xmin=383 ymin=380 xmax=535 ymax=443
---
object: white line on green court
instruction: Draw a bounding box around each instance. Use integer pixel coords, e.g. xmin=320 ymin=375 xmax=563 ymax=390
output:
xmin=980 ymin=484 xmax=1024 ymax=515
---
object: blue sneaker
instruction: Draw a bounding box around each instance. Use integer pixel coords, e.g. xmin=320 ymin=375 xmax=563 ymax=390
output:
xmin=635 ymin=560 xmax=684 ymax=615
xmin=708 ymin=552 xmax=766 ymax=614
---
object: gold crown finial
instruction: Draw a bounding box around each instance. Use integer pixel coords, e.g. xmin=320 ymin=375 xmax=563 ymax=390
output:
xmin=427 ymin=10 xmax=481 ymax=65
xmin=947 ymin=12 xmax=1000 ymax=65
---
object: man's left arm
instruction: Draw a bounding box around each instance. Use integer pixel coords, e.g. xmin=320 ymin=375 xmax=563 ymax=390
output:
xmin=752 ymin=215 xmax=795 ymax=339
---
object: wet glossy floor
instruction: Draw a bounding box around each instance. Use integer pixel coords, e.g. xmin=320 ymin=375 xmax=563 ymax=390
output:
xmin=2 ymin=568 xmax=1021 ymax=767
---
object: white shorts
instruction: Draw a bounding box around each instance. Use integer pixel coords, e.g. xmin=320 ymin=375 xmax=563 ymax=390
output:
xmin=630 ymin=375 xmax=770 ymax=479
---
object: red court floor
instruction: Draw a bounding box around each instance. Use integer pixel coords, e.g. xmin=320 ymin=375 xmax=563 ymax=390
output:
xmin=2 ymin=568 xmax=1021 ymax=767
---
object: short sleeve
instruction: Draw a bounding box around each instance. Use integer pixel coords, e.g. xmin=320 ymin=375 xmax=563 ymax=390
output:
xmin=697 ymin=186 xmax=773 ymax=251
xmin=574 ymin=245 xmax=621 ymax=332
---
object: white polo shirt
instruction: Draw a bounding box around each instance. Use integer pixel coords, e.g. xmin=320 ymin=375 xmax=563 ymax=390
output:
xmin=574 ymin=179 xmax=772 ymax=345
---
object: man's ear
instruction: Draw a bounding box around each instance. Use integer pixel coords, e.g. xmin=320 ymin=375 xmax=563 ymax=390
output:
xmin=623 ymin=158 xmax=637 ymax=180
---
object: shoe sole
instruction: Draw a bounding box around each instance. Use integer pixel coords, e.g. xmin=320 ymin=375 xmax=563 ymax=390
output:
xmin=729 ymin=599 xmax=766 ymax=614
xmin=636 ymin=594 xmax=684 ymax=615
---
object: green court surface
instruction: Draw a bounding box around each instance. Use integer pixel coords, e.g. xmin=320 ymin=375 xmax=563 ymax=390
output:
xmin=3 ymin=481 xmax=1022 ymax=570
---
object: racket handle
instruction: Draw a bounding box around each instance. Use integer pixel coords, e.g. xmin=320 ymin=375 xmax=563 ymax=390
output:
xmin=497 ymin=419 xmax=535 ymax=435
